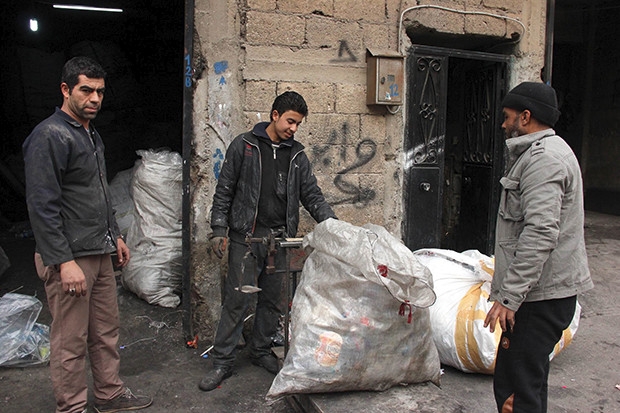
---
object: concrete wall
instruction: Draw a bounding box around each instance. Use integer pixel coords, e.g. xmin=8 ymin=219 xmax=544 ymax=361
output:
xmin=190 ymin=0 xmax=548 ymax=339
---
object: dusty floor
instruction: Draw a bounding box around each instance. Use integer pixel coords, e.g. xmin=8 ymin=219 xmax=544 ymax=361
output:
xmin=0 ymin=231 xmax=292 ymax=413
xmin=1 ymin=212 xmax=619 ymax=412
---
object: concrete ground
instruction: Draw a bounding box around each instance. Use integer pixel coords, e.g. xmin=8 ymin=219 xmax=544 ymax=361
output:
xmin=0 ymin=211 xmax=619 ymax=412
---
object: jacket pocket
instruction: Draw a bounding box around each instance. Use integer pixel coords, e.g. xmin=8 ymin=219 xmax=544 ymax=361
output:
xmin=34 ymin=252 xmax=58 ymax=282
xmin=499 ymin=177 xmax=523 ymax=222
xmin=62 ymin=218 xmax=109 ymax=252
xmin=494 ymin=240 xmax=518 ymax=294
xmin=497 ymin=240 xmax=518 ymax=263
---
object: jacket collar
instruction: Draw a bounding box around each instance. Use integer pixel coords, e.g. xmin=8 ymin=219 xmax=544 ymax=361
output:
xmin=252 ymin=121 xmax=294 ymax=147
xmin=54 ymin=107 xmax=97 ymax=135
xmin=505 ymin=128 xmax=555 ymax=170
xmin=54 ymin=107 xmax=83 ymax=129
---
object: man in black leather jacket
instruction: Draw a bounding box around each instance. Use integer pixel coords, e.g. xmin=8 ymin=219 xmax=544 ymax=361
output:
xmin=23 ymin=56 xmax=152 ymax=413
xmin=200 ymin=91 xmax=336 ymax=391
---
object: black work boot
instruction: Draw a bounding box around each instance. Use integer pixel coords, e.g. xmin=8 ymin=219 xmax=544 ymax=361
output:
xmin=198 ymin=367 xmax=233 ymax=391
xmin=251 ymin=354 xmax=280 ymax=375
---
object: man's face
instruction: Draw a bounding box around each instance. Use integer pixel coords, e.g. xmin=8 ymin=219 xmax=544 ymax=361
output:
xmin=61 ymin=74 xmax=105 ymax=126
xmin=269 ymin=110 xmax=304 ymax=143
xmin=501 ymin=107 xmax=524 ymax=139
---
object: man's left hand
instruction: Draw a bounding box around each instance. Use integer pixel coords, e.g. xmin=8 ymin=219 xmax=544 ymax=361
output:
xmin=116 ymin=237 xmax=131 ymax=267
xmin=484 ymin=301 xmax=516 ymax=333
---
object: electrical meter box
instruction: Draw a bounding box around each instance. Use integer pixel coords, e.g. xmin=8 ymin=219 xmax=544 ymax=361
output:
xmin=366 ymin=48 xmax=404 ymax=106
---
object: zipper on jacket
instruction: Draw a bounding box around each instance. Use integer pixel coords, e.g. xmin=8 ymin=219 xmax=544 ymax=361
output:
xmin=243 ymin=137 xmax=261 ymax=234
xmin=91 ymin=129 xmax=115 ymax=244
xmin=285 ymin=148 xmax=304 ymax=237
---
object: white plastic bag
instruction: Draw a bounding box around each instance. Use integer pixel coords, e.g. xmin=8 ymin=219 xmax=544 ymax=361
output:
xmin=267 ymin=220 xmax=440 ymax=400
xmin=414 ymin=248 xmax=581 ymax=374
xmin=0 ymin=293 xmax=50 ymax=367
xmin=121 ymin=149 xmax=182 ymax=308
xmin=109 ymin=167 xmax=135 ymax=237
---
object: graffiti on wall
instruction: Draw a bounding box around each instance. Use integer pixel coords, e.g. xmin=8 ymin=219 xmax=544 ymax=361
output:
xmin=184 ymin=53 xmax=192 ymax=87
xmin=209 ymin=60 xmax=234 ymax=179
xmin=329 ymin=40 xmax=357 ymax=63
xmin=214 ymin=61 xmax=228 ymax=85
xmin=213 ymin=148 xmax=225 ymax=180
xmin=311 ymin=123 xmax=377 ymax=206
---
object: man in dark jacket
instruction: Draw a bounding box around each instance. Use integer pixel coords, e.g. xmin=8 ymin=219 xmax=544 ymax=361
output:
xmin=23 ymin=56 xmax=152 ymax=413
xmin=200 ymin=91 xmax=337 ymax=391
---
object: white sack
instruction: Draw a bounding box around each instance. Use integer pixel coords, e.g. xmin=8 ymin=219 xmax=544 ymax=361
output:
xmin=109 ymin=167 xmax=135 ymax=237
xmin=414 ymin=248 xmax=581 ymax=374
xmin=267 ymin=219 xmax=440 ymax=400
xmin=121 ymin=149 xmax=182 ymax=308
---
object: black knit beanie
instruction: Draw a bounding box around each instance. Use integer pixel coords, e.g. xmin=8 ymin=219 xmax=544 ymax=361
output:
xmin=501 ymin=82 xmax=561 ymax=127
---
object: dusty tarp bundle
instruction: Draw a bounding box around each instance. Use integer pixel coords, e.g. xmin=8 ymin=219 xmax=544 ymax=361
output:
xmin=266 ymin=219 xmax=440 ymax=400
xmin=121 ymin=149 xmax=182 ymax=308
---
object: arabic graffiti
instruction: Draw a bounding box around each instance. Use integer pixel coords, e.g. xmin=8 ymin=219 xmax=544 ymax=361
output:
xmin=311 ymin=122 xmax=377 ymax=206
xmin=332 ymin=139 xmax=377 ymax=205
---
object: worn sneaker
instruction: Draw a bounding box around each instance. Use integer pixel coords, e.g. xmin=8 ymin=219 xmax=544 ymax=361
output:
xmin=93 ymin=387 xmax=152 ymax=413
xmin=251 ymin=354 xmax=280 ymax=374
xmin=198 ymin=367 xmax=233 ymax=391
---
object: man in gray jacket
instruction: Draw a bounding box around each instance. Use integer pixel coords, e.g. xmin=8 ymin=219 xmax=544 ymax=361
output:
xmin=200 ymin=91 xmax=336 ymax=391
xmin=23 ymin=56 xmax=152 ymax=413
xmin=484 ymin=82 xmax=593 ymax=413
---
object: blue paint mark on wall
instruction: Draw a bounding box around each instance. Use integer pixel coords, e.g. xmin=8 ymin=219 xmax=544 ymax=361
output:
xmin=214 ymin=61 xmax=228 ymax=74
xmin=184 ymin=54 xmax=192 ymax=88
xmin=214 ymin=61 xmax=228 ymax=85
xmin=213 ymin=148 xmax=225 ymax=179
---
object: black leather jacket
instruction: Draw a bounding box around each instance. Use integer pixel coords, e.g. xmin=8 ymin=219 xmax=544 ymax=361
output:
xmin=23 ymin=108 xmax=120 ymax=266
xmin=211 ymin=125 xmax=336 ymax=240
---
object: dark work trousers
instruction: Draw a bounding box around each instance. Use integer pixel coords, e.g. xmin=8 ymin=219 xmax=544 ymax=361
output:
xmin=211 ymin=238 xmax=286 ymax=370
xmin=494 ymin=295 xmax=577 ymax=413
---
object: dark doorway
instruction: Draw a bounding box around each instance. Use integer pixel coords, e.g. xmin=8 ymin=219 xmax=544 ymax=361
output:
xmin=0 ymin=0 xmax=185 ymax=226
xmin=403 ymin=46 xmax=508 ymax=255
xmin=552 ymin=0 xmax=620 ymax=216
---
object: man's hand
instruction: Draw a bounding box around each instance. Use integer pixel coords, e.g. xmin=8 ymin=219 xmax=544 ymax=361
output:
xmin=211 ymin=236 xmax=228 ymax=259
xmin=116 ymin=237 xmax=131 ymax=267
xmin=59 ymin=260 xmax=88 ymax=297
xmin=484 ymin=301 xmax=516 ymax=333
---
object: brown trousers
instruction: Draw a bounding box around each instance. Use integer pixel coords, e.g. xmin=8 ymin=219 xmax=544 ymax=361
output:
xmin=35 ymin=253 xmax=124 ymax=413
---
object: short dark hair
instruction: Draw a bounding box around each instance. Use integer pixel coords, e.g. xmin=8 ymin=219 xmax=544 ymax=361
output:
xmin=270 ymin=91 xmax=308 ymax=121
xmin=61 ymin=56 xmax=107 ymax=91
